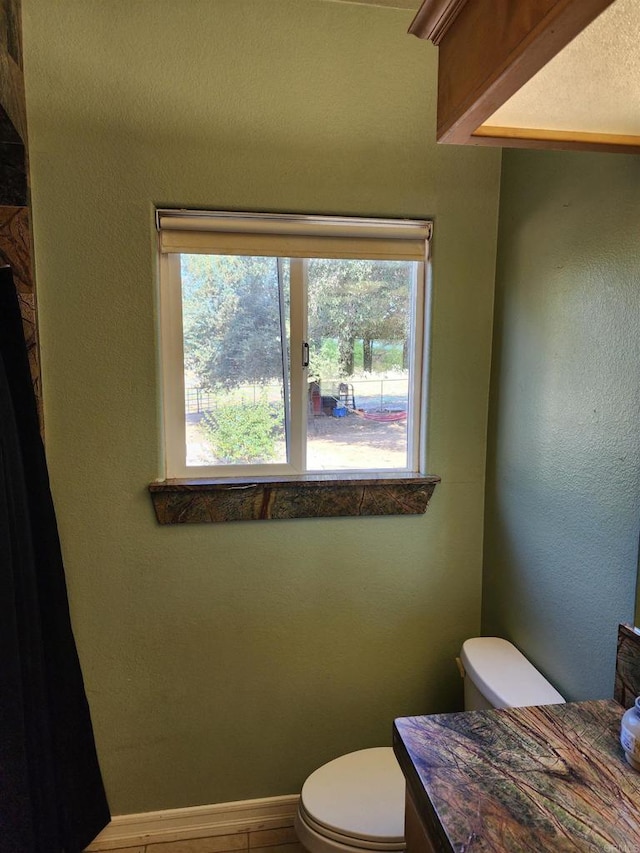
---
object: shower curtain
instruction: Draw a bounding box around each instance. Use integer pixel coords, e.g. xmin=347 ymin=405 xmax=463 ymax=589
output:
xmin=0 ymin=266 xmax=110 ymax=851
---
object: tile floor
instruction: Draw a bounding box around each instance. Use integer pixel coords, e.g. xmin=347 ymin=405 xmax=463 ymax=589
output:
xmin=87 ymin=823 xmax=304 ymax=853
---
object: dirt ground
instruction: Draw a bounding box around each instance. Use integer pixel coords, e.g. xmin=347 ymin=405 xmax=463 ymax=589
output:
xmin=306 ymin=411 xmax=407 ymax=468
xmin=186 ymin=410 xmax=408 ymax=469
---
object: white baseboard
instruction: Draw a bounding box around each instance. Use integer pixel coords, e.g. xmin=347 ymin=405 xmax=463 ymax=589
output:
xmin=85 ymin=793 xmax=300 ymax=851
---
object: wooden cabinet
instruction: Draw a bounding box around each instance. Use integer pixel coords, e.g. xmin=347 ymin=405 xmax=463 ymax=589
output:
xmin=403 ymin=789 xmax=438 ymax=853
xmin=409 ymin=0 xmax=640 ymax=153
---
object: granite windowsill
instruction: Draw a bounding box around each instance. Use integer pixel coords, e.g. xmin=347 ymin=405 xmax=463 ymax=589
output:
xmin=149 ymin=472 xmax=440 ymax=524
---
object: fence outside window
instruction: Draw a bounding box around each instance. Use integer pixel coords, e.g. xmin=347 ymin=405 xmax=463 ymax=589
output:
xmin=184 ymin=377 xmax=409 ymax=416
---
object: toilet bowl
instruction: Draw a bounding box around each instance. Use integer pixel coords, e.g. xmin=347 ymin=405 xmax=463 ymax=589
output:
xmin=295 ymin=638 xmax=565 ymax=853
xmin=294 ymin=748 xmax=405 ymax=853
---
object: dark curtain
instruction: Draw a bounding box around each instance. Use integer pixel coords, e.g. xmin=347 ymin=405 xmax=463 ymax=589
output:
xmin=0 ymin=267 xmax=110 ymax=852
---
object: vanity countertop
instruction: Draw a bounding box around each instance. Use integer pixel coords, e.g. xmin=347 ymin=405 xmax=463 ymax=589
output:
xmin=393 ymin=699 xmax=640 ymax=852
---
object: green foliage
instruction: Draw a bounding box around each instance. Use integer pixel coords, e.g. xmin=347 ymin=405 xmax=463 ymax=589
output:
xmin=307 ymin=259 xmax=411 ymax=375
xmin=201 ymin=392 xmax=284 ymax=464
xmin=308 ymin=338 xmax=340 ymax=382
xmin=378 ymin=342 xmax=404 ymax=371
xmin=182 ymin=252 xmax=412 ymax=390
xmin=182 ymin=254 xmax=287 ymax=391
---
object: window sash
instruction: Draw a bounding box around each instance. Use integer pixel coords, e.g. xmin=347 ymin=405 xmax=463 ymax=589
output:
xmin=160 ymin=253 xmax=300 ymax=479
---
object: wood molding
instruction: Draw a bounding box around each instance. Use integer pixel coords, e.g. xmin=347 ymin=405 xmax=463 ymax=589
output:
xmin=328 ymin=1 xmax=421 ymax=9
xmin=408 ymin=0 xmax=469 ymax=45
xmin=85 ymin=794 xmax=299 ymax=851
xmin=411 ymin=0 xmax=629 ymax=152
xmin=471 ymin=125 xmax=640 ymax=155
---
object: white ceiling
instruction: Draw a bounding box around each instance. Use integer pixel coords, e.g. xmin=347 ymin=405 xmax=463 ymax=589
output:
xmin=485 ymin=0 xmax=640 ymax=137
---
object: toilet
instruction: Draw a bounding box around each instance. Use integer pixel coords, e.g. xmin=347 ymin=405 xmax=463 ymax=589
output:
xmin=294 ymin=637 xmax=565 ymax=853
xmin=459 ymin=636 xmax=565 ymax=711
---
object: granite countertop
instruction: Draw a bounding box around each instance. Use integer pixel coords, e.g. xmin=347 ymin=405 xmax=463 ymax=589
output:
xmin=393 ymin=700 xmax=640 ymax=852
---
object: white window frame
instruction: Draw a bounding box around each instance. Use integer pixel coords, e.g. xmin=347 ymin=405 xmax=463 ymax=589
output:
xmin=157 ymin=210 xmax=433 ymax=480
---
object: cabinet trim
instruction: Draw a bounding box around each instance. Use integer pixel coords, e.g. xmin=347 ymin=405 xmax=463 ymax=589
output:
xmin=408 ymin=0 xmax=469 ymax=45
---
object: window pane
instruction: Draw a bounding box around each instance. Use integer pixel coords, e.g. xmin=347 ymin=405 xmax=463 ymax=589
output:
xmin=180 ymin=254 xmax=289 ymax=466
xmin=306 ymin=258 xmax=415 ymax=471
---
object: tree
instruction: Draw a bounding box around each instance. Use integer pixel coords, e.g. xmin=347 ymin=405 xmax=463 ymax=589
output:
xmin=307 ymin=259 xmax=411 ymax=376
xmin=181 ymin=254 xmax=413 ymax=391
xmin=181 ymin=254 xmax=286 ymax=391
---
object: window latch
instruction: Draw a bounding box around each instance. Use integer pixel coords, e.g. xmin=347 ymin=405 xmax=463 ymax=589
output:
xmin=302 ymin=341 xmax=309 ymax=368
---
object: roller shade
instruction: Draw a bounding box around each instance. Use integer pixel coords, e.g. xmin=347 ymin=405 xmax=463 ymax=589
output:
xmin=157 ymin=210 xmax=432 ymax=261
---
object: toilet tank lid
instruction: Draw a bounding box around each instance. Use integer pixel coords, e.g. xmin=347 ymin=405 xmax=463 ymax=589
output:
xmin=461 ymin=637 xmax=565 ymax=709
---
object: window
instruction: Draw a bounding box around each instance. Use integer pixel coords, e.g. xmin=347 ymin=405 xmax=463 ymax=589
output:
xmin=157 ymin=210 xmax=432 ymax=481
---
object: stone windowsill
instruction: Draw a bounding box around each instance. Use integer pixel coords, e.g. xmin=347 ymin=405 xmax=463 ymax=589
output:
xmin=149 ymin=472 xmax=440 ymax=524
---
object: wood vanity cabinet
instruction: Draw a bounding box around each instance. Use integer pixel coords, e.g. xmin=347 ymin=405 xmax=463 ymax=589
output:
xmin=403 ymin=789 xmax=438 ymax=853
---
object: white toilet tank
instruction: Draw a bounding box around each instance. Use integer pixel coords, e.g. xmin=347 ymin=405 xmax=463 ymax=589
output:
xmin=460 ymin=637 xmax=565 ymax=710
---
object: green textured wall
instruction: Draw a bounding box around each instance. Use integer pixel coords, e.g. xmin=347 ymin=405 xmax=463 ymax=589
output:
xmin=483 ymin=149 xmax=640 ymax=701
xmin=22 ymin=0 xmax=500 ymax=813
